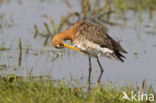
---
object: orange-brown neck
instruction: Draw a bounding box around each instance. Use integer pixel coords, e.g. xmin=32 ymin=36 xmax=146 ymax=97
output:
xmin=52 ymin=21 xmax=85 ymax=52
xmin=56 ymin=28 xmax=75 ymax=41
xmin=52 ymin=22 xmax=80 ymax=48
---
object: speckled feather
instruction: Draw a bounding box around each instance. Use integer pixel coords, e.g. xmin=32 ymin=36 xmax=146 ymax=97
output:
xmin=73 ymin=21 xmax=127 ymax=62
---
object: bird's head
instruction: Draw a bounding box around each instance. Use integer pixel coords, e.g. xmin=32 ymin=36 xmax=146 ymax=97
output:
xmin=52 ymin=34 xmax=81 ymax=52
xmin=52 ymin=23 xmax=82 ymax=52
xmin=52 ymin=36 xmax=64 ymax=48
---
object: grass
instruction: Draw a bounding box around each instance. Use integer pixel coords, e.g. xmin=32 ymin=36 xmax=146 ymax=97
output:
xmin=0 ymin=0 xmax=156 ymax=103
xmin=0 ymin=75 xmax=155 ymax=103
xmin=113 ymin=0 xmax=156 ymax=11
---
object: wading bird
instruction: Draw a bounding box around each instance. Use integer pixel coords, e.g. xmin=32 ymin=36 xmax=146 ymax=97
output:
xmin=52 ymin=21 xmax=127 ymax=83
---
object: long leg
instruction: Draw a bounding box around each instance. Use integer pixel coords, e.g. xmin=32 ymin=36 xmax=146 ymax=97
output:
xmin=96 ymin=57 xmax=104 ymax=83
xmin=88 ymin=57 xmax=92 ymax=90
xmin=88 ymin=57 xmax=92 ymax=83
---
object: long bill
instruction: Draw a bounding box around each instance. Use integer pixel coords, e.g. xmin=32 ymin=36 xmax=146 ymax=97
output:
xmin=64 ymin=43 xmax=81 ymax=52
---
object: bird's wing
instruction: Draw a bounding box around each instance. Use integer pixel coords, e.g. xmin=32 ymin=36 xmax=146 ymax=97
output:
xmin=77 ymin=21 xmax=127 ymax=53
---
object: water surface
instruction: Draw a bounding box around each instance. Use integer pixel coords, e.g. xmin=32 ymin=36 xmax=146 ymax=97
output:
xmin=0 ymin=0 xmax=156 ymax=85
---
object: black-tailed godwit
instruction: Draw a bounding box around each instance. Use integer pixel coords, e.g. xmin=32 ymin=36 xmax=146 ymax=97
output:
xmin=52 ymin=20 xmax=127 ymax=83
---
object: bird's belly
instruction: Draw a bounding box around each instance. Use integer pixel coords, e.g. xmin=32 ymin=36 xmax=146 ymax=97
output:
xmin=73 ymin=40 xmax=113 ymax=58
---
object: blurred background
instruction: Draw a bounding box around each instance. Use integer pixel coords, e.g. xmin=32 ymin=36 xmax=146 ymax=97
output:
xmin=0 ymin=0 xmax=156 ymax=85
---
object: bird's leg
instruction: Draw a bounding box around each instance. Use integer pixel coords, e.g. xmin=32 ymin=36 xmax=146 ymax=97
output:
xmin=88 ymin=57 xmax=92 ymax=90
xmin=88 ymin=57 xmax=92 ymax=83
xmin=96 ymin=57 xmax=104 ymax=83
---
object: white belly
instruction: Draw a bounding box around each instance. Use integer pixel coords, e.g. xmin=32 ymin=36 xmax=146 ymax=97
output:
xmin=73 ymin=39 xmax=114 ymax=58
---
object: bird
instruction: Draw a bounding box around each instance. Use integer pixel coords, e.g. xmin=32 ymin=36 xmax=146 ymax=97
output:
xmin=52 ymin=20 xmax=127 ymax=83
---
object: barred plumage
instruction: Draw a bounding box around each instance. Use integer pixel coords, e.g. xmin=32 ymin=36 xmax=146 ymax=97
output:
xmin=73 ymin=21 xmax=127 ymax=62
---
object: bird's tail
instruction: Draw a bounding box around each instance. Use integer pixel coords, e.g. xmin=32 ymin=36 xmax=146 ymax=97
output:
xmin=113 ymin=51 xmax=126 ymax=62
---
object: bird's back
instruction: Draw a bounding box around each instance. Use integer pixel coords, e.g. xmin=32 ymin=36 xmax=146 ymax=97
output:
xmin=73 ymin=21 xmax=127 ymax=62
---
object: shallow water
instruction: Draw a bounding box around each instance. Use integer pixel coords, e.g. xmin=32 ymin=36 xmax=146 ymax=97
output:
xmin=0 ymin=0 xmax=156 ymax=85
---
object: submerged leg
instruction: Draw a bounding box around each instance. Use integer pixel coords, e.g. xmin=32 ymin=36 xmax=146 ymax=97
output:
xmin=88 ymin=57 xmax=92 ymax=90
xmin=96 ymin=57 xmax=104 ymax=83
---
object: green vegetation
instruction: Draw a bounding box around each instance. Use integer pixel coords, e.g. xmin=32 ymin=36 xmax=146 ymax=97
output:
xmin=35 ymin=0 xmax=156 ymax=44
xmin=0 ymin=48 xmax=10 ymax=51
xmin=113 ymin=0 xmax=156 ymax=11
xmin=56 ymin=0 xmax=156 ymax=32
xmin=0 ymin=75 xmax=155 ymax=103
xmin=0 ymin=0 xmax=156 ymax=103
